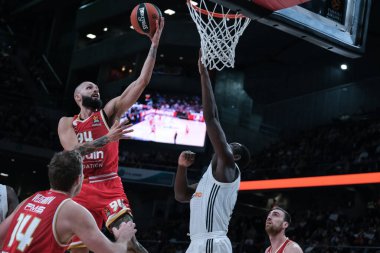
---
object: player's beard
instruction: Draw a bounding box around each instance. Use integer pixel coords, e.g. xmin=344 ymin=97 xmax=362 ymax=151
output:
xmin=82 ymin=95 xmax=103 ymax=110
xmin=265 ymin=223 xmax=283 ymax=236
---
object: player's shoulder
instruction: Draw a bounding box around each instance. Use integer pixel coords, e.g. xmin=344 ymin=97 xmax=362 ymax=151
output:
xmin=59 ymin=116 xmax=74 ymax=121
xmin=284 ymin=241 xmax=303 ymax=253
xmin=264 ymin=246 xmax=270 ymax=253
xmin=58 ymin=199 xmax=85 ymax=217
xmin=62 ymin=199 xmax=94 ymax=221
xmin=58 ymin=116 xmax=74 ymax=127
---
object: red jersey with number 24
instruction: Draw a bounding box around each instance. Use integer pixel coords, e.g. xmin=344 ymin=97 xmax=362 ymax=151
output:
xmin=72 ymin=110 xmax=119 ymax=178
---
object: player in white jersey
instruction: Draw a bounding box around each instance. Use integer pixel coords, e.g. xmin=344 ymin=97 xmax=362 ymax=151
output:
xmin=0 ymin=184 xmax=18 ymax=223
xmin=174 ymin=53 xmax=250 ymax=253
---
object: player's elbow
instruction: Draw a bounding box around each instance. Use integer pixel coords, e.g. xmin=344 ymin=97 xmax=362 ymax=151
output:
xmin=174 ymin=193 xmax=189 ymax=203
xmin=204 ymin=117 xmax=219 ymax=127
xmin=137 ymin=76 xmax=151 ymax=88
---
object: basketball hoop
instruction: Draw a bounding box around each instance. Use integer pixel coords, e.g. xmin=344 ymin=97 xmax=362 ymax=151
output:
xmin=187 ymin=0 xmax=251 ymax=71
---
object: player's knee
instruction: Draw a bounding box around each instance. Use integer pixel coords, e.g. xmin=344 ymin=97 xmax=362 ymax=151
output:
xmin=108 ymin=212 xmax=134 ymax=231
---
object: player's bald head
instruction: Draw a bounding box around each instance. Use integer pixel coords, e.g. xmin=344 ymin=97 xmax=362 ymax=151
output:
xmin=74 ymin=81 xmax=95 ymax=96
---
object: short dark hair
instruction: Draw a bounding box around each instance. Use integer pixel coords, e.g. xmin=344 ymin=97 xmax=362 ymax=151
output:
xmin=48 ymin=150 xmax=82 ymax=192
xmin=232 ymin=143 xmax=251 ymax=169
xmin=271 ymin=206 xmax=291 ymax=224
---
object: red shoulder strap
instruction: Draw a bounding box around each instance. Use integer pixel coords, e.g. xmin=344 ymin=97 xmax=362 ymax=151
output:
xmin=279 ymin=239 xmax=291 ymax=253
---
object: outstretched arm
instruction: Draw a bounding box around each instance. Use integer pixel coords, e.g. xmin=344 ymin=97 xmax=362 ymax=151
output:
xmin=104 ymin=18 xmax=165 ymax=121
xmin=198 ymin=54 xmax=235 ymax=178
xmin=58 ymin=200 xmax=136 ymax=253
xmin=174 ymin=151 xmax=197 ymax=203
xmin=58 ymin=117 xmax=133 ymax=156
xmin=6 ymin=186 xmax=19 ymax=215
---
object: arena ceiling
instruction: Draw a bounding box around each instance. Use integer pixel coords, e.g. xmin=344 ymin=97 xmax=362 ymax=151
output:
xmin=2 ymin=0 xmax=380 ymax=104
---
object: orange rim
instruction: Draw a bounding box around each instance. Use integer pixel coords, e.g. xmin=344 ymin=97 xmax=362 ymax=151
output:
xmin=187 ymin=0 xmax=246 ymax=19
xmin=239 ymin=172 xmax=380 ymax=191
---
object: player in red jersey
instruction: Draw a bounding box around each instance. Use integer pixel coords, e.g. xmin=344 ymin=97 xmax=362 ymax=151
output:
xmin=0 ymin=150 xmax=136 ymax=253
xmin=265 ymin=207 xmax=303 ymax=253
xmin=57 ymin=18 xmax=164 ymax=253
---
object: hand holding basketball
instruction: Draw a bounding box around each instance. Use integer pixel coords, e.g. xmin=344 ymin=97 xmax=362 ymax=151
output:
xmin=150 ymin=17 xmax=164 ymax=45
xmin=130 ymin=3 xmax=164 ymax=40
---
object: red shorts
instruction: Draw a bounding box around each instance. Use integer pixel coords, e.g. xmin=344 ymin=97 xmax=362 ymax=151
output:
xmin=68 ymin=175 xmax=132 ymax=249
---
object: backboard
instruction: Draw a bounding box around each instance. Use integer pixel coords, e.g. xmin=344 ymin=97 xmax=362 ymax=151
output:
xmin=211 ymin=0 xmax=372 ymax=58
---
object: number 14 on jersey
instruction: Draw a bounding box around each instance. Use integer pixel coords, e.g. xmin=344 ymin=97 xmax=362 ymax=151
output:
xmin=8 ymin=213 xmax=41 ymax=251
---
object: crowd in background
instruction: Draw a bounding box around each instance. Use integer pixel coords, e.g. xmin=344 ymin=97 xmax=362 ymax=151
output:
xmin=0 ymin=54 xmax=26 ymax=97
xmin=2 ymin=97 xmax=380 ymax=180
xmin=0 ymin=102 xmax=58 ymax=149
xmin=135 ymin=199 xmax=380 ymax=253
xmin=119 ymin=149 xmax=178 ymax=169
xmin=247 ymin=116 xmax=380 ymax=180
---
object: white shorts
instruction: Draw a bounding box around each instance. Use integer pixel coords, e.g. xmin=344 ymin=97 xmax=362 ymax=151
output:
xmin=186 ymin=236 xmax=232 ymax=253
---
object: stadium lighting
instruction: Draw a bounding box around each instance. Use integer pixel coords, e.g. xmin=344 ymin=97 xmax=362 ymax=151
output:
xmin=239 ymin=172 xmax=380 ymax=190
xmin=164 ymin=9 xmax=175 ymax=15
xmin=86 ymin=33 xmax=96 ymax=39
xmin=340 ymin=64 xmax=348 ymax=70
xmin=103 ymin=27 xmax=108 ymax=32
xmin=0 ymin=173 xmax=9 ymax=177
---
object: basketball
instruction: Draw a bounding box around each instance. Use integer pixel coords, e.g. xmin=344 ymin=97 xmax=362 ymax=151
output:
xmin=130 ymin=3 xmax=162 ymax=38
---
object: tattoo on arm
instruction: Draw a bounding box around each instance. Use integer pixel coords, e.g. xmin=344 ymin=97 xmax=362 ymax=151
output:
xmin=149 ymin=46 xmax=157 ymax=58
xmin=76 ymin=136 xmax=110 ymax=156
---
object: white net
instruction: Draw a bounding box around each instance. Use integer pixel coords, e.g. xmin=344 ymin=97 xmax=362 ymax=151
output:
xmin=187 ymin=0 xmax=251 ymax=71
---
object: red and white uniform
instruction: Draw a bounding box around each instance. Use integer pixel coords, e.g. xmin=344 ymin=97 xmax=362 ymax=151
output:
xmin=69 ymin=110 xmax=131 ymax=250
xmin=72 ymin=110 xmax=119 ymax=177
xmin=1 ymin=190 xmax=70 ymax=253
xmin=267 ymin=238 xmax=292 ymax=253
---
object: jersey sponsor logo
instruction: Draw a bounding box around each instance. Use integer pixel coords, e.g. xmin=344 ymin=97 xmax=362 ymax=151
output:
xmin=83 ymin=162 xmax=104 ymax=169
xmin=85 ymin=151 xmax=104 ymax=160
xmin=24 ymin=203 xmax=46 ymax=214
xmin=192 ymin=192 xmax=203 ymax=198
xmin=92 ymin=115 xmax=101 ymax=127
xmin=32 ymin=194 xmax=56 ymax=205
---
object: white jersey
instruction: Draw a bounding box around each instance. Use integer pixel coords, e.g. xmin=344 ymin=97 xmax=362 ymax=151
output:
xmin=0 ymin=184 xmax=7 ymax=222
xmin=189 ymin=162 xmax=240 ymax=237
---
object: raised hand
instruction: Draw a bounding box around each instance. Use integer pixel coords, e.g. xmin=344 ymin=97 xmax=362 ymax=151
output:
xmin=198 ymin=49 xmax=207 ymax=74
xmin=106 ymin=119 xmax=134 ymax=142
xmin=178 ymin=151 xmax=196 ymax=168
xmin=149 ymin=17 xmax=165 ymax=47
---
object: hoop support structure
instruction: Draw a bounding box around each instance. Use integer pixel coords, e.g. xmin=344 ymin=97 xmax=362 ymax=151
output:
xmin=186 ymin=0 xmax=246 ymax=19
